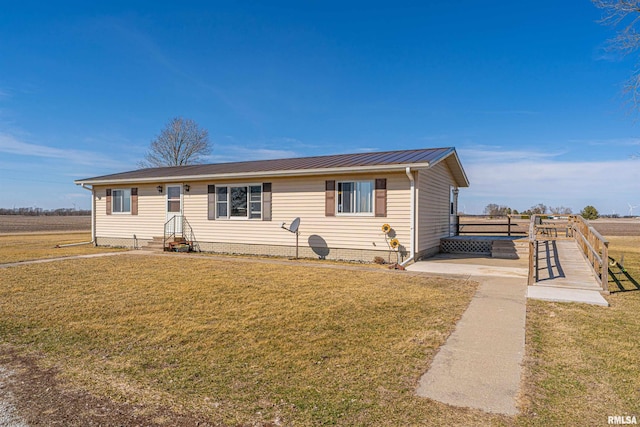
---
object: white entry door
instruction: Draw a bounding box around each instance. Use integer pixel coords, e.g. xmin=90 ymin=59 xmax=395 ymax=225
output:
xmin=166 ymin=185 xmax=183 ymax=234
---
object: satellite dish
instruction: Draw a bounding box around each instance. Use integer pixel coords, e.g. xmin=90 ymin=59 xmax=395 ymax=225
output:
xmin=289 ymin=217 xmax=300 ymax=233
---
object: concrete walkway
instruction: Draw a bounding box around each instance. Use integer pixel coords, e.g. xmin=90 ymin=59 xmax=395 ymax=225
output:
xmin=408 ymin=256 xmax=528 ymax=415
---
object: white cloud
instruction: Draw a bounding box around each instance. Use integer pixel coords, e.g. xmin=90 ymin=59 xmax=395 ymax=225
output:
xmin=459 ymin=149 xmax=640 ymax=215
xmin=0 ymin=132 xmax=124 ymax=168
xmin=458 ymin=147 xmax=566 ymax=163
xmin=569 ymin=137 xmax=640 ymax=147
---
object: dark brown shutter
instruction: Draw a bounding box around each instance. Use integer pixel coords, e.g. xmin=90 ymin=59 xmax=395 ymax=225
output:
xmin=375 ymin=178 xmax=387 ymax=217
xmin=207 ymin=185 xmax=215 ymax=220
xmin=325 ymin=180 xmax=335 ymax=217
xmin=131 ymin=188 xmax=138 ymax=215
xmin=106 ymin=189 xmax=112 ymax=215
xmin=262 ymin=182 xmax=272 ymax=221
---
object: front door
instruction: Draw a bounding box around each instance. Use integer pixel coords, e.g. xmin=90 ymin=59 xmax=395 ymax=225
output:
xmin=166 ymin=185 xmax=183 ymax=234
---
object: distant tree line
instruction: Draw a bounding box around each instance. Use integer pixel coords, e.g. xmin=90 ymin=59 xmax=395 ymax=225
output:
xmin=482 ymin=203 xmax=600 ymax=219
xmin=484 ymin=203 xmax=600 ymax=219
xmin=482 ymin=203 xmax=574 ymax=216
xmin=0 ymin=207 xmax=90 ymax=216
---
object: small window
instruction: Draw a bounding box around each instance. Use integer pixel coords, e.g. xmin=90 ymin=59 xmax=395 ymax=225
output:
xmin=216 ymin=184 xmax=262 ymax=219
xmin=337 ymin=181 xmax=373 ymax=214
xmin=216 ymin=187 xmax=228 ymax=218
xmin=249 ymin=185 xmax=262 ymax=219
xmin=167 ymin=186 xmax=181 ymax=213
xmin=112 ymin=189 xmax=131 ymax=213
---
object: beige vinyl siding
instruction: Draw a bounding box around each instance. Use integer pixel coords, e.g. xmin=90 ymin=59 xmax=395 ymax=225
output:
xmin=93 ymin=173 xmax=411 ymax=254
xmin=184 ymin=173 xmax=411 ymax=251
xmin=416 ymin=162 xmax=457 ymax=254
xmin=95 ymin=184 xmax=166 ymax=239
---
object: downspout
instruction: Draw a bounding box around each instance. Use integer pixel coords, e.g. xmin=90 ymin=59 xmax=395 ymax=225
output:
xmin=79 ymin=183 xmax=96 ymax=245
xmin=401 ymin=167 xmax=416 ymax=266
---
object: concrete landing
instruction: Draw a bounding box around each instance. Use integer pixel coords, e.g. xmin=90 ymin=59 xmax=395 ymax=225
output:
xmin=408 ymin=257 xmax=527 ymax=415
xmin=527 ymin=286 xmax=609 ymax=306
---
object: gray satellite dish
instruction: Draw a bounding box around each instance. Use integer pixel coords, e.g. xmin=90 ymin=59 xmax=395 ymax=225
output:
xmin=280 ymin=217 xmax=301 ymax=259
xmin=289 ymin=217 xmax=300 ymax=233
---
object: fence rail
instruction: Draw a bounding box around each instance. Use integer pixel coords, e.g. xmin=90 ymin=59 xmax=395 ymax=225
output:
xmin=456 ymin=215 xmax=528 ymax=236
xmin=569 ymin=215 xmax=609 ymax=292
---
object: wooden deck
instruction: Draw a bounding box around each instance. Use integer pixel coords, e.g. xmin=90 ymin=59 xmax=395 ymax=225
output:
xmin=532 ymin=240 xmax=602 ymax=291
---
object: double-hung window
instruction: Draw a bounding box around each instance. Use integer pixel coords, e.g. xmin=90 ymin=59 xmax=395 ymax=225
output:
xmin=112 ymin=189 xmax=131 ymax=214
xmin=337 ymin=180 xmax=373 ymax=214
xmin=216 ymin=185 xmax=262 ymax=219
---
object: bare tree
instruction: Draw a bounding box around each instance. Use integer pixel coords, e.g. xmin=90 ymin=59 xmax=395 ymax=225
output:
xmin=528 ymin=203 xmax=548 ymax=215
xmin=140 ymin=117 xmax=211 ymax=167
xmin=593 ymin=0 xmax=640 ymax=107
xmin=550 ymin=206 xmax=573 ymax=215
xmin=483 ymin=203 xmax=512 ymax=216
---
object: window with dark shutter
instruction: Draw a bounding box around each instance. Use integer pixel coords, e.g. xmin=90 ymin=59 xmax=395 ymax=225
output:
xmin=131 ymin=188 xmax=138 ymax=215
xmin=207 ymin=185 xmax=215 ymax=220
xmin=375 ymin=178 xmax=387 ymax=217
xmin=106 ymin=189 xmax=112 ymax=215
xmin=262 ymin=183 xmax=272 ymax=221
xmin=325 ymin=180 xmax=335 ymax=216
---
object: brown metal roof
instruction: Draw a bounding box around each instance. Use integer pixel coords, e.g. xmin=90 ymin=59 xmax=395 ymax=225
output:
xmin=76 ymin=147 xmax=469 ymax=187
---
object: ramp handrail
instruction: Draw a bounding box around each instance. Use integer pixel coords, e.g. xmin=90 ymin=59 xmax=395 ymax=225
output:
xmin=528 ymin=214 xmax=609 ymax=292
xmin=527 ymin=215 xmax=538 ymax=286
xmin=569 ymin=215 xmax=609 ymax=292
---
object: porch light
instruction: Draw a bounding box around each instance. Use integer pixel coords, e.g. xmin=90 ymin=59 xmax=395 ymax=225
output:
xmin=157 ymin=186 xmax=163 ymax=193
xmin=184 ymin=184 xmax=190 ymax=192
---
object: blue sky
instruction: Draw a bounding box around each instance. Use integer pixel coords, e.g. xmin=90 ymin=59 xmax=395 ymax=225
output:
xmin=1 ymin=1 xmax=639 ymax=214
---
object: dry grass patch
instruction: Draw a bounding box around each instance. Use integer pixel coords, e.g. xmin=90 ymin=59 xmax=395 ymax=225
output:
xmin=0 ymin=232 xmax=125 ymax=264
xmin=520 ymin=235 xmax=640 ymax=425
xmin=0 ymin=255 xmax=512 ymax=425
xmin=607 ymin=236 xmax=640 ymax=290
xmin=521 ymin=295 xmax=640 ymax=426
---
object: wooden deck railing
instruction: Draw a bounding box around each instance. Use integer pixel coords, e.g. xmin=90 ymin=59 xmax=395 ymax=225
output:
xmin=527 ymin=214 xmax=609 ymax=292
xmin=569 ymin=215 xmax=609 ymax=292
xmin=527 ymin=216 xmax=538 ymax=286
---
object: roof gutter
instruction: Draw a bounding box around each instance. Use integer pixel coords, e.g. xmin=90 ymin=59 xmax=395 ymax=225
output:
xmin=400 ymin=166 xmax=416 ymax=267
xmin=78 ymin=183 xmax=96 ymax=245
xmin=74 ymin=162 xmax=435 ymax=186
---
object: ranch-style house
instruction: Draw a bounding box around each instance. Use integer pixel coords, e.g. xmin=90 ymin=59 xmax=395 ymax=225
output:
xmin=75 ymin=147 xmax=469 ymax=263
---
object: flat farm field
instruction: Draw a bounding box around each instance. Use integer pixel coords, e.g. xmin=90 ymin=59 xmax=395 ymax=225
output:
xmin=458 ymin=216 xmax=640 ymax=237
xmin=0 ymin=215 xmax=90 ymax=234
xmin=589 ymin=218 xmax=640 ymax=236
